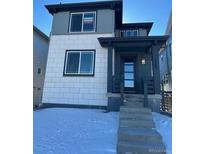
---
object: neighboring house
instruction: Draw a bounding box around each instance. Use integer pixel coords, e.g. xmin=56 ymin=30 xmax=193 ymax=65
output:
xmin=43 ymin=0 xmax=168 ymax=111
xmin=33 ymin=26 xmax=49 ymax=107
xmin=159 ymin=12 xmax=172 ymax=91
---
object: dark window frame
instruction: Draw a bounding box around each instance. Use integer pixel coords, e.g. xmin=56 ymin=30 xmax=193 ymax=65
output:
xmin=63 ymin=50 xmax=96 ymax=76
xmin=37 ymin=68 xmax=41 ymax=74
xmin=69 ymin=12 xmax=96 ymax=33
xmin=122 ymin=29 xmax=139 ymax=37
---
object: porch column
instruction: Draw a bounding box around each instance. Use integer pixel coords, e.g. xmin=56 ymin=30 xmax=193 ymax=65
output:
xmin=107 ymin=46 xmax=113 ymax=93
xmin=151 ymin=45 xmax=161 ymax=94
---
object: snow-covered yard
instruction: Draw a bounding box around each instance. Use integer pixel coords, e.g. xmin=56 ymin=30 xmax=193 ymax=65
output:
xmin=152 ymin=112 xmax=172 ymax=154
xmin=34 ymin=108 xmax=171 ymax=154
xmin=33 ymin=108 xmax=119 ymax=154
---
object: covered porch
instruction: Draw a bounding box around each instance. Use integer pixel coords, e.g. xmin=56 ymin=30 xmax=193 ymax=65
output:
xmin=98 ymin=36 xmax=168 ymax=111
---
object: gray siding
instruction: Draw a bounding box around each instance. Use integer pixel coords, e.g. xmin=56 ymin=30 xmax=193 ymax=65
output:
xmin=51 ymin=9 xmax=114 ymax=35
xmin=52 ymin=12 xmax=70 ymax=35
xmin=97 ymin=9 xmax=115 ymax=33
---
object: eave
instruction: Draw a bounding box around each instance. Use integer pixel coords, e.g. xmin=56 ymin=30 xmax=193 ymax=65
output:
xmin=98 ymin=36 xmax=169 ymax=48
xmin=45 ymin=0 xmax=122 ymax=15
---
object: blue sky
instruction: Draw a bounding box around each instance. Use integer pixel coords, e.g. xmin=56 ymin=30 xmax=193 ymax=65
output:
xmin=34 ymin=0 xmax=172 ymax=36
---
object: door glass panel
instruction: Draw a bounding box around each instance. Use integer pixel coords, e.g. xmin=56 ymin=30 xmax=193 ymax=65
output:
xmin=123 ymin=59 xmax=135 ymax=89
xmin=124 ymin=80 xmax=134 ymax=87
xmin=125 ymin=62 xmax=133 ymax=65
xmin=124 ymin=65 xmax=134 ymax=72
xmin=124 ymin=73 xmax=134 ymax=79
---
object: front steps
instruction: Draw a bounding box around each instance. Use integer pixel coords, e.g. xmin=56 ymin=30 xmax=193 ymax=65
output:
xmin=120 ymin=119 xmax=155 ymax=128
xmin=118 ymin=141 xmax=166 ymax=154
xmin=120 ymin=112 xmax=153 ymax=121
xmin=120 ymin=106 xmax=151 ymax=114
xmin=124 ymin=94 xmax=145 ymax=108
xmin=117 ymin=94 xmax=166 ymax=154
xmin=118 ymin=128 xmax=163 ymax=143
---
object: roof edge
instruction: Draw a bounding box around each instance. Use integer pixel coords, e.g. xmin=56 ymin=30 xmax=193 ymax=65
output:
xmin=45 ymin=0 xmax=122 ymax=15
xmin=33 ymin=26 xmax=49 ymax=41
xmin=98 ymin=35 xmax=169 ymax=47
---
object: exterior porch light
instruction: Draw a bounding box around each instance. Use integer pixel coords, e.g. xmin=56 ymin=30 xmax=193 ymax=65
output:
xmin=141 ymin=58 xmax=146 ymax=65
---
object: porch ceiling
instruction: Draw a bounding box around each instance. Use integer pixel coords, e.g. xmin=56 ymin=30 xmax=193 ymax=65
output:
xmin=98 ymin=36 xmax=168 ymax=48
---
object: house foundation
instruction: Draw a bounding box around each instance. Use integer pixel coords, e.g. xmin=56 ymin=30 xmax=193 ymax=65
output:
xmin=107 ymin=93 xmax=162 ymax=112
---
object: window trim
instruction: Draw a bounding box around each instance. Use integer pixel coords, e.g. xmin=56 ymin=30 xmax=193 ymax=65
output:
xmin=69 ymin=12 xmax=96 ymax=33
xmin=63 ymin=50 xmax=95 ymax=76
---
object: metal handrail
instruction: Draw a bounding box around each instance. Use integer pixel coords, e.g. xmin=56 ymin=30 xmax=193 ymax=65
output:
xmin=143 ymin=82 xmax=148 ymax=107
xmin=115 ymin=29 xmax=139 ymax=38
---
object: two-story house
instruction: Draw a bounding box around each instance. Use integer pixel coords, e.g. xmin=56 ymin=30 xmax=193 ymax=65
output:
xmin=159 ymin=12 xmax=172 ymax=92
xmin=33 ymin=26 xmax=49 ymax=108
xmin=42 ymin=0 xmax=168 ymax=111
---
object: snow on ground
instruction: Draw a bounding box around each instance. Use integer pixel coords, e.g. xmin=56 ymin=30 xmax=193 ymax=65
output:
xmin=34 ymin=108 xmax=119 ymax=154
xmin=152 ymin=112 xmax=172 ymax=154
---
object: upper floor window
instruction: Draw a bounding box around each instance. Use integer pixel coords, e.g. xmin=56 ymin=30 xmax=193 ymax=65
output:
xmin=69 ymin=12 xmax=96 ymax=33
xmin=126 ymin=30 xmax=138 ymax=37
xmin=120 ymin=30 xmax=138 ymax=37
xmin=64 ymin=50 xmax=95 ymax=76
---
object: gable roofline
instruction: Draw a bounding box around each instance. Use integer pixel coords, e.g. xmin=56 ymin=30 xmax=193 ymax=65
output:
xmin=33 ymin=25 xmax=49 ymax=41
xmin=45 ymin=0 xmax=122 ymax=15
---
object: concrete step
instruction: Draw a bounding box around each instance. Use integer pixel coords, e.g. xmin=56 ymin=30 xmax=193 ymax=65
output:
xmin=124 ymin=102 xmax=144 ymax=108
xmin=125 ymin=100 xmax=144 ymax=104
xmin=125 ymin=97 xmax=144 ymax=101
xmin=125 ymin=99 xmax=144 ymax=103
xmin=118 ymin=127 xmax=162 ymax=143
xmin=120 ymin=112 xmax=153 ymax=121
xmin=124 ymin=105 xmax=144 ymax=108
xmin=119 ymin=119 xmax=155 ymax=128
xmin=120 ymin=106 xmax=151 ymax=114
xmin=117 ymin=141 xmax=166 ymax=154
xmin=124 ymin=94 xmax=144 ymax=98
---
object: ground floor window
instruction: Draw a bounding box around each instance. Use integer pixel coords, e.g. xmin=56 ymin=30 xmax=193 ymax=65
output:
xmin=64 ymin=50 xmax=95 ymax=76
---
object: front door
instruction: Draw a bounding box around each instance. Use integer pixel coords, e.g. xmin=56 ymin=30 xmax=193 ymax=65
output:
xmin=122 ymin=57 xmax=136 ymax=93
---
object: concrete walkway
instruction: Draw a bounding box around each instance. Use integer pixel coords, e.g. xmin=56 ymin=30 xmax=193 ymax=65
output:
xmin=117 ymin=94 xmax=166 ymax=154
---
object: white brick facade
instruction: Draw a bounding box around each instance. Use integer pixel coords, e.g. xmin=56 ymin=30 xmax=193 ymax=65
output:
xmin=42 ymin=34 xmax=113 ymax=106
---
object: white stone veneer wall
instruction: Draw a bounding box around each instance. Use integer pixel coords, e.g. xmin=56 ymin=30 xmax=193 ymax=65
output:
xmin=42 ymin=34 xmax=113 ymax=106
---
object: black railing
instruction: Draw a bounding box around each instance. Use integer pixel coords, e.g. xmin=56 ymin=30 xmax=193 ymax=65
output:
xmin=115 ymin=29 xmax=139 ymax=38
xmin=112 ymin=76 xmax=124 ymax=105
xmin=112 ymin=76 xmax=120 ymax=92
xmin=143 ymin=78 xmax=154 ymax=108
xmin=161 ymin=91 xmax=172 ymax=114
